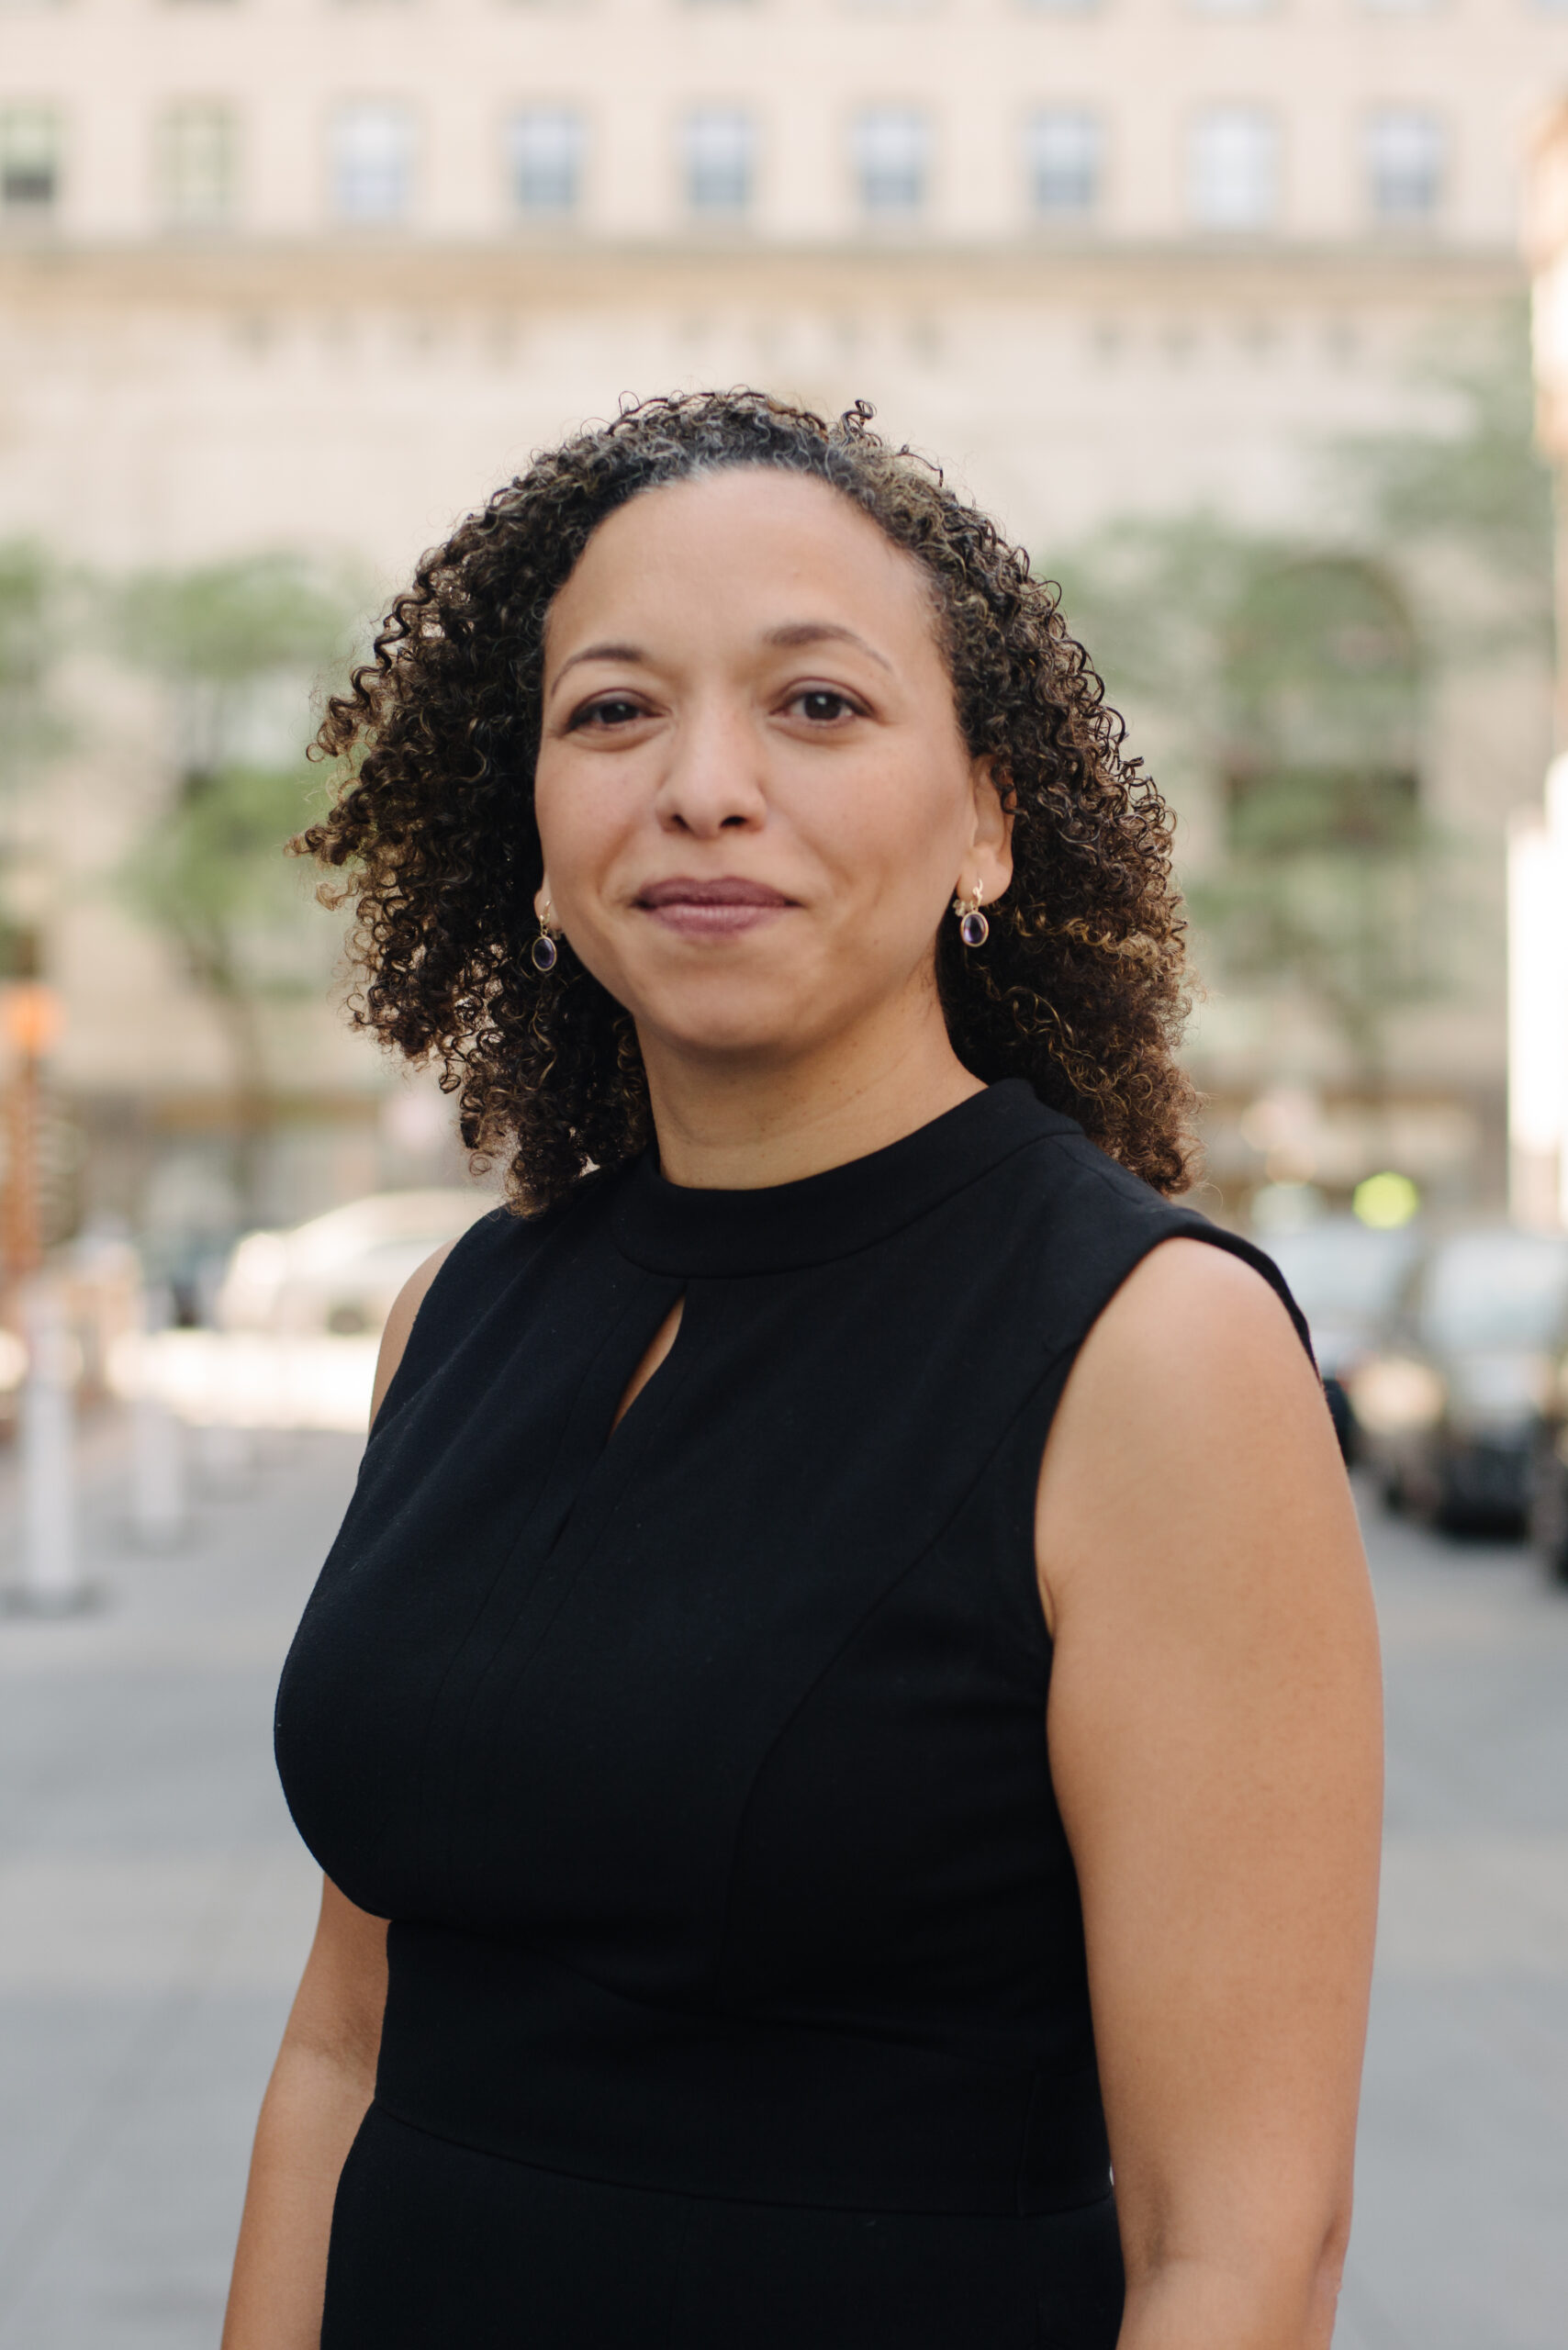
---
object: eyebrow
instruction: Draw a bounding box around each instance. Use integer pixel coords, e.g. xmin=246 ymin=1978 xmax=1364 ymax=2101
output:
xmin=551 ymin=640 xmax=646 ymax=686
xmin=549 ymin=620 xmax=895 ymax=688
xmin=760 ymin=621 xmax=894 ymax=674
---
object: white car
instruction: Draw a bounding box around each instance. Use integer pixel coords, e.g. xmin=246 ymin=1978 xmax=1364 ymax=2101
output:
xmin=216 ymin=1188 xmax=498 ymax=1340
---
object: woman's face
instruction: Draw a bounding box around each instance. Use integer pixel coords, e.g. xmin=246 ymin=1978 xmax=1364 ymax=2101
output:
xmin=533 ymin=466 xmax=1011 ymax=1069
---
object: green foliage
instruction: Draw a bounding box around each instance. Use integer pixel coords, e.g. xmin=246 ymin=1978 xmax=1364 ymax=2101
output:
xmin=113 ymin=552 xmax=352 ymax=979
xmin=1051 ymin=304 xmax=1540 ymax=1083
xmin=1221 ymin=557 xmax=1420 ymax=791
xmin=0 ymin=540 xmax=72 ymax=976
xmin=0 ymin=539 xmax=66 ymax=791
xmin=1332 ymin=297 xmax=1554 ymax=655
xmin=111 ymin=554 xmax=359 ymax=1205
xmin=115 ymin=552 xmax=353 ymax=689
xmin=0 ymin=540 xmax=51 ymax=694
xmin=1050 ymin=509 xmax=1243 ymax=727
xmin=113 ymin=551 xmax=357 ymax=780
xmin=119 ymin=759 xmax=322 ymax=972
xmin=1202 ymin=554 xmax=1435 ymax=1081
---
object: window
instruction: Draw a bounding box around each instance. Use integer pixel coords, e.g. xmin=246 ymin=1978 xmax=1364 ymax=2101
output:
xmin=1365 ymin=108 xmax=1443 ymax=225
xmin=0 ymin=107 xmax=60 ymax=218
xmin=159 ymin=103 xmax=238 ymax=228
xmin=851 ymin=107 xmax=929 ymax=218
xmin=1025 ymin=109 xmax=1101 ymax=220
xmin=1189 ymin=106 xmax=1279 ymax=230
xmin=330 ymin=101 xmax=414 ymax=224
xmin=682 ymin=107 xmax=755 ymax=217
xmin=508 ymin=108 xmax=584 ymax=217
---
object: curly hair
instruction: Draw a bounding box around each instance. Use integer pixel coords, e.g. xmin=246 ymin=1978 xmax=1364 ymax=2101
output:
xmin=299 ymin=390 xmax=1199 ymax=1208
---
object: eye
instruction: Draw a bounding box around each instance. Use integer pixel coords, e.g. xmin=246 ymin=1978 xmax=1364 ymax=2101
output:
xmin=788 ymin=688 xmax=861 ymax=725
xmin=567 ymin=693 xmax=646 ymax=732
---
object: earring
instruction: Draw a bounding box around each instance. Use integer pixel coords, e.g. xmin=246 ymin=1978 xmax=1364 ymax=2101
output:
xmin=531 ymin=901 xmax=558 ymax=974
xmin=953 ymin=882 xmax=989 ymax=949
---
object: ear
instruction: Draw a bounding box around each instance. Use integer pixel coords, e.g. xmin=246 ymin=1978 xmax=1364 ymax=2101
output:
xmin=968 ymin=757 xmax=1014 ymax=904
xmin=533 ymin=878 xmax=553 ymax=926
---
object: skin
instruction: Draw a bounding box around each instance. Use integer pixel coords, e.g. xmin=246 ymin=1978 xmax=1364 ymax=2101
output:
xmin=222 ymin=468 xmax=1381 ymax=2350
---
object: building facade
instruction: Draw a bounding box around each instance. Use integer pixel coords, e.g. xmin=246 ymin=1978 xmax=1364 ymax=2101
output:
xmin=3 ymin=0 xmax=1567 ymax=1239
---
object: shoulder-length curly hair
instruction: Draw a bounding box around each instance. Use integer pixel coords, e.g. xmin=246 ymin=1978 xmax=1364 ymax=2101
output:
xmin=300 ymin=390 xmax=1198 ymax=1208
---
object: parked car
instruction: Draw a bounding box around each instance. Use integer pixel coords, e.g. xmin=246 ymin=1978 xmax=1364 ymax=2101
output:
xmin=1261 ymin=1217 xmax=1424 ymax=1461
xmin=215 ymin=1188 xmax=497 ymax=1339
xmin=1349 ymin=1226 xmax=1568 ymax=1531
xmin=1523 ymin=1318 xmax=1568 ymax=1584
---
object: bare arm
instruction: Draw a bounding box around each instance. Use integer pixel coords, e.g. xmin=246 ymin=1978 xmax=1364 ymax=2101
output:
xmin=219 ymin=1880 xmax=387 ymax=2350
xmin=370 ymin=1238 xmax=456 ymax=1427
xmin=221 ymin=1244 xmax=454 ymax=2347
xmin=1037 ymin=1239 xmax=1382 ymax=2350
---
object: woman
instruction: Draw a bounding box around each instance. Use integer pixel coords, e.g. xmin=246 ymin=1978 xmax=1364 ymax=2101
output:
xmin=224 ymin=392 xmax=1381 ymax=2350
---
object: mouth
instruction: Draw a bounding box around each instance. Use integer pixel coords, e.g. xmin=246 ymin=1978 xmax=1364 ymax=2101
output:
xmin=633 ymin=876 xmax=797 ymax=940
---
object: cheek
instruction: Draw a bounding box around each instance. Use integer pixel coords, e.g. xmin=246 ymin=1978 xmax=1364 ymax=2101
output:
xmin=531 ymin=759 xmax=566 ymax=867
xmin=822 ymin=755 xmax=968 ymax=901
xmin=532 ymin=760 xmax=621 ymax=891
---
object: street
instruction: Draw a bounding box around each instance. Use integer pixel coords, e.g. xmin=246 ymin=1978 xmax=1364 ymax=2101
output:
xmin=1 ymin=1426 xmax=1565 ymax=2349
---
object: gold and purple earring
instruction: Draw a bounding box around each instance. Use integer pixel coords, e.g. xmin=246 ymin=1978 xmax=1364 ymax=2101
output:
xmin=953 ymin=882 xmax=989 ymax=948
xmin=531 ymin=900 xmax=559 ymax=973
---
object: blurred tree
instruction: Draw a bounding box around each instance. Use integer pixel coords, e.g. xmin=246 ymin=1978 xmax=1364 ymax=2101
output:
xmin=1056 ymin=524 xmax=1437 ymax=1091
xmin=0 ymin=540 xmax=67 ymax=974
xmin=1334 ymin=297 xmax=1554 ymax=664
xmin=1198 ymin=554 xmax=1433 ymax=1094
xmin=1052 ymin=304 xmax=1544 ymax=1091
xmin=113 ymin=555 xmax=356 ymax=1216
xmin=0 ymin=542 xmax=57 ymax=778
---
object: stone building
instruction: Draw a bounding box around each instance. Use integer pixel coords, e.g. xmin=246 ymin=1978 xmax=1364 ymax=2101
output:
xmin=3 ymin=0 xmax=1566 ymax=1242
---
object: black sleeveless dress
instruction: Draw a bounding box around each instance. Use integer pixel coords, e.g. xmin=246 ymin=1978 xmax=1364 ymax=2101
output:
xmin=274 ymin=1081 xmax=1308 ymax=2349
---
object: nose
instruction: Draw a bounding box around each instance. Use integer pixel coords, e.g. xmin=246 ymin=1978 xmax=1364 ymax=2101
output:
xmin=652 ymin=696 xmax=767 ymax=837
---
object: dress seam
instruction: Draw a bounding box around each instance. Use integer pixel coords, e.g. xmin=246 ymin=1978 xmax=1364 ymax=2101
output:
xmin=367 ymin=2098 xmax=1116 ymax=2220
xmin=412 ymin=1250 xmax=668 ymax=1903
xmin=711 ymin=1331 xmax=1083 ymax=1980
xmin=1070 ymin=1154 xmax=1314 ymax=1361
xmin=398 ymin=1921 xmax=1099 ymax=2081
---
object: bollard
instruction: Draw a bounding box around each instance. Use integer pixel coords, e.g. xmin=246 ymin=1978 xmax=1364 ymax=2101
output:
xmin=129 ymin=1281 xmax=185 ymax=1550
xmin=9 ymin=1279 xmax=89 ymax=1615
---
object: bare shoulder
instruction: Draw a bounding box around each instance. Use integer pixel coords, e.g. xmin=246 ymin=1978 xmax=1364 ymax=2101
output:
xmin=1089 ymin=1231 xmax=1310 ymax=1378
xmin=1036 ymin=1235 xmax=1352 ymax=1635
xmin=369 ymin=1240 xmax=459 ymax=1428
xmin=1036 ymin=1241 xmax=1381 ymax=2310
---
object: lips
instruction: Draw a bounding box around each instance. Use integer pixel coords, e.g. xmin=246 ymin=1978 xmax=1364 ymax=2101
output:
xmin=634 ymin=876 xmax=795 ymax=939
xmin=638 ymin=878 xmax=791 ymax=908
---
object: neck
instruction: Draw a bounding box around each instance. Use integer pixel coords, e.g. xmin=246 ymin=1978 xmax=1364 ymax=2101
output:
xmin=640 ymin=993 xmax=984 ymax=1192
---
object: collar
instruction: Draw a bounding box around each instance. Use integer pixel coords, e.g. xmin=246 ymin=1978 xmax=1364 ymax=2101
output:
xmin=608 ymin=1080 xmax=1076 ymax=1277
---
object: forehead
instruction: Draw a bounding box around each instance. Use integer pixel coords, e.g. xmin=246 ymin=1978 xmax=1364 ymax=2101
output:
xmin=544 ymin=466 xmax=940 ymax=655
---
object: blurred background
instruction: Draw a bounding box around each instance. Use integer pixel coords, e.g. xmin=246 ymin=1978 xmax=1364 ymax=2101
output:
xmin=3 ymin=3 xmax=1568 ymax=2346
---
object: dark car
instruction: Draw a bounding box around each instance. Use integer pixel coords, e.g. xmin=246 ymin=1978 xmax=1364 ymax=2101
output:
xmin=1526 ymin=1324 xmax=1568 ymax=1584
xmin=1261 ymin=1217 xmax=1424 ymax=1462
xmin=1350 ymin=1226 xmax=1568 ymax=1532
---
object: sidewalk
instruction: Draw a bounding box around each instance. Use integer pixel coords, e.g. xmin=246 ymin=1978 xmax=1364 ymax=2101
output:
xmin=0 ymin=1423 xmax=355 ymax=2350
xmin=0 ymin=1427 xmax=1565 ymax=2347
xmin=1337 ymin=1502 xmax=1568 ymax=2350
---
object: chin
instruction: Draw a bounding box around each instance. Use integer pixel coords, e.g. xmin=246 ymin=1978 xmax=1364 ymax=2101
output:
xmin=635 ymin=978 xmax=827 ymax=1064
xmin=657 ymin=1013 xmax=806 ymax=1063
